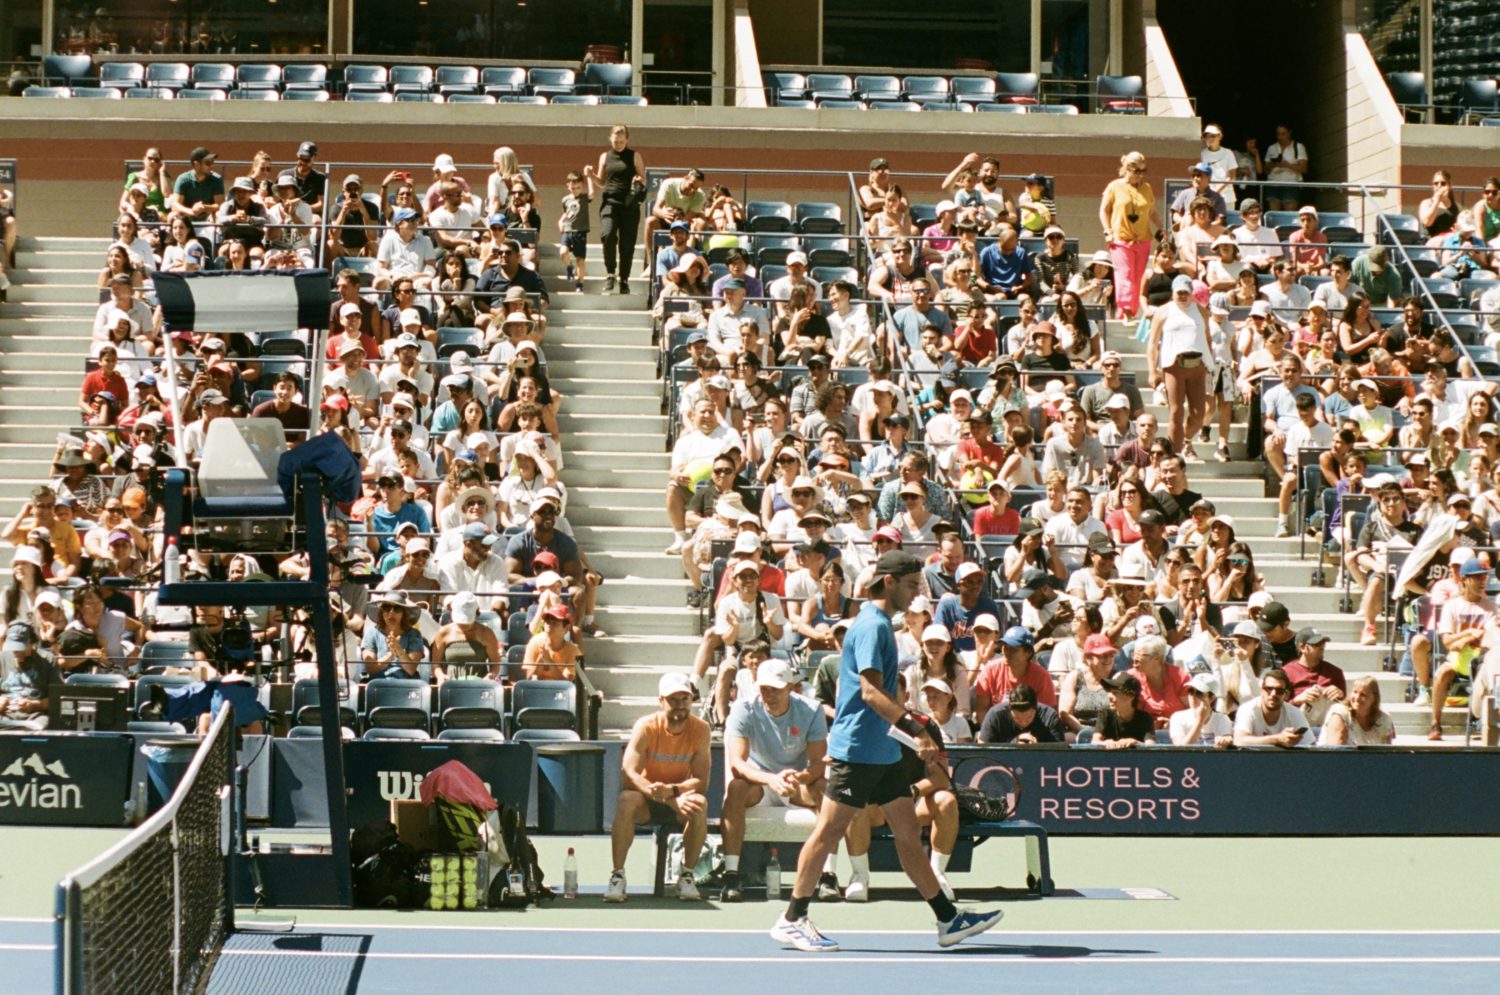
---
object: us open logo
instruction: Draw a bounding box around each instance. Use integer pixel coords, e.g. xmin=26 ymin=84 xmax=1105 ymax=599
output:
xmin=0 ymin=752 xmax=82 ymax=810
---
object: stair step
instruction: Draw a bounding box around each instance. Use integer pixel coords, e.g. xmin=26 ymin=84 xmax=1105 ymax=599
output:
xmin=561 ymin=467 xmax=671 ymax=489
xmin=561 ymin=393 xmax=661 ymax=416
xmin=557 ymin=413 xmax=667 ymax=434
xmin=563 ymin=432 xmax=670 ymax=453
xmin=4 ymin=284 xmax=105 ymax=304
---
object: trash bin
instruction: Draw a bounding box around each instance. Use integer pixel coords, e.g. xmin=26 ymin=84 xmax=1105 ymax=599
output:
xmin=142 ymin=737 xmax=200 ymax=814
xmin=534 ymin=743 xmax=605 ymax=834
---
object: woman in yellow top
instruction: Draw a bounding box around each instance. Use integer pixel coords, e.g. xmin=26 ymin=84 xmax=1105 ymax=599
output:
xmin=523 ymin=602 xmax=580 ymax=681
xmin=1097 ymin=151 xmax=1161 ymax=321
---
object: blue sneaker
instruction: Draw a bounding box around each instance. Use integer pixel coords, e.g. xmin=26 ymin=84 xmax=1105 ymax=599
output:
xmin=936 ymin=908 xmax=1004 ymax=948
xmin=770 ymin=914 xmax=839 ymax=952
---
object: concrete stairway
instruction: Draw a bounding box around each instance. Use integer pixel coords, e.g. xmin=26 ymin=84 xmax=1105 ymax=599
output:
xmin=0 ymin=235 xmax=107 ymax=519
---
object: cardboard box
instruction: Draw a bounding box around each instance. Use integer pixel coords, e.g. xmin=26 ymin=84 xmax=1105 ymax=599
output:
xmin=390 ymin=799 xmax=446 ymax=852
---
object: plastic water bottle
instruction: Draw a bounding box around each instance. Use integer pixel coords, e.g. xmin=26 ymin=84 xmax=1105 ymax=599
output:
xmin=163 ymin=538 xmax=180 ymax=585
xmin=766 ymin=848 xmax=782 ymax=900
xmin=563 ymin=848 xmax=578 ymax=899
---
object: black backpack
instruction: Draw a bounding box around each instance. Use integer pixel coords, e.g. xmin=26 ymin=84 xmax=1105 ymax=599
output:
xmin=351 ymin=818 xmax=429 ymax=909
xmin=486 ymin=802 xmax=552 ymax=908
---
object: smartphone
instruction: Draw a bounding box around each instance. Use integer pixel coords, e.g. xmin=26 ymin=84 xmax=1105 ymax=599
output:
xmin=400 ymin=171 xmax=411 ymax=183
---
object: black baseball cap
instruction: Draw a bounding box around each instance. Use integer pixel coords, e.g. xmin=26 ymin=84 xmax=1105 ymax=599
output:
xmin=874 ymin=550 xmax=923 ymax=579
xmin=1104 ymin=672 xmax=1142 ymax=696
xmin=1258 ymin=601 xmax=1292 ymax=633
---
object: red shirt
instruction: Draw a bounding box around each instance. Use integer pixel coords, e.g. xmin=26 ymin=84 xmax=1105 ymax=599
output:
xmin=1128 ymin=664 xmax=1190 ymax=721
xmin=1283 ymin=659 xmax=1347 ymax=699
xmin=325 ymin=331 xmax=380 ymax=364
xmin=956 ymin=436 xmax=1007 ymax=471
xmin=974 ymin=659 xmax=1058 ymax=710
xmin=956 ymin=321 xmax=997 ymax=363
xmin=714 ymin=561 xmax=786 ymax=600
xmin=972 ymin=505 xmax=1021 ymax=537
xmin=81 ymin=369 xmax=129 ymax=406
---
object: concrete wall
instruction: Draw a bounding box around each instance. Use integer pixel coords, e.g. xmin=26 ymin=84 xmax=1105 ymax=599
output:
xmin=749 ymin=0 xmax=821 ymax=67
xmin=1340 ymin=20 xmax=1404 ymax=215
xmin=0 ymin=101 xmax=1199 ymax=243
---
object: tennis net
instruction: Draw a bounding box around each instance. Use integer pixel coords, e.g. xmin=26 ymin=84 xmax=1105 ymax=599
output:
xmin=56 ymin=705 xmax=236 ymax=995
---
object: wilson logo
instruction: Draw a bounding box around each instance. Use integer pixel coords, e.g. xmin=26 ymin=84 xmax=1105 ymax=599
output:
xmin=377 ymin=770 xmax=493 ymax=802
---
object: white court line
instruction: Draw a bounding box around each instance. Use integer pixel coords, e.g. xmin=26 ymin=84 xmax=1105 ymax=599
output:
xmin=0 ymin=944 xmax=52 ymax=953
xmin=215 ymin=949 xmax=1500 ymax=966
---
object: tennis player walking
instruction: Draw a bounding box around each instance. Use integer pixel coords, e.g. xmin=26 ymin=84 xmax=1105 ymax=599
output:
xmin=771 ymin=550 xmax=1005 ymax=951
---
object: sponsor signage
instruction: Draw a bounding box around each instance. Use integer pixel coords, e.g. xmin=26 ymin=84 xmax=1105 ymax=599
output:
xmin=0 ymin=735 xmax=134 ymax=826
xmin=949 ymin=747 xmax=1500 ymax=835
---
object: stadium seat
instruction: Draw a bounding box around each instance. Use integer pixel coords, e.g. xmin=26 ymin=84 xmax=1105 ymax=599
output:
xmin=550 ymin=94 xmax=600 ymax=105
xmin=1377 ymin=213 xmax=1423 ymax=245
xmin=144 ymin=63 xmax=191 ymax=90
xmin=602 ymin=94 xmax=648 ymax=106
xmin=978 ymin=103 xmax=1028 ymax=114
xmin=1418 ymin=278 xmax=1461 ymax=309
xmin=290 ymin=725 xmax=356 ymax=740
xmin=438 ymin=327 xmax=484 ymax=358
xmin=902 ymin=75 xmax=951 ymax=105
xmin=816 ymin=98 xmax=866 ymax=110
xmin=513 ymin=728 xmax=581 ymax=743
xmin=481 ymin=66 xmax=527 ymax=96
xmin=746 ymin=201 xmax=794 ymax=233
xmin=1266 ymin=211 xmax=1302 ymax=239
xmin=803 ymin=235 xmax=852 ymax=268
xmin=1386 ymin=71 xmax=1429 ymax=120
xmin=22 ymin=86 xmax=71 ymax=98
xmin=500 ymin=95 xmax=548 ymax=105
xmin=870 ymin=100 xmax=920 ymax=111
xmin=292 ymin=678 xmax=356 ymax=728
xmin=438 ymin=728 xmax=506 ymax=741
xmin=138 ymin=639 xmax=195 ymax=672
xmin=511 ymin=679 xmax=578 ymax=732
xmin=807 ymin=73 xmax=854 ymax=102
xmin=1096 ymin=74 xmax=1145 ymax=113
xmin=854 ymin=74 xmax=901 ymax=102
xmin=447 ymin=93 xmax=496 ymax=104
xmin=763 ymin=71 xmax=807 ymax=103
xmin=128 ymin=721 xmax=188 ymax=734
xmin=124 ymin=87 xmax=175 ymax=100
xmin=362 ymin=727 xmax=431 ymax=741
xmin=437 ymin=679 xmax=504 ymax=730
xmin=390 ymin=65 xmax=435 ymax=94
xmin=283 ymin=89 xmax=331 ymax=102
xmin=42 ymin=54 xmax=93 ymax=87
xmin=952 ymin=75 xmax=998 ymax=105
xmin=910 ymin=203 xmax=939 ymax=228
xmin=396 ymin=92 xmax=444 ymax=102
xmin=71 ymin=87 xmax=123 ymax=99
xmin=759 ymin=264 xmax=788 ymax=286
xmin=66 ymin=672 xmax=129 ymax=688
xmin=1031 ymin=103 xmax=1080 ymax=115
xmin=135 ymin=674 xmax=195 ymax=718
xmin=528 ymin=67 xmax=576 ymax=99
xmin=346 ymin=91 xmax=394 ymax=103
xmin=99 ymin=62 xmax=144 ymax=90
xmin=236 ymin=65 xmax=283 ymax=91
xmin=1320 ymin=212 xmax=1361 ymax=243
xmin=282 ymin=64 xmax=329 ymax=90
xmin=753 ymin=233 xmax=800 ymax=267
xmin=811 ymin=265 xmax=858 ymax=287
xmin=583 ymin=62 xmax=634 ymax=96
xmin=795 ymin=202 xmax=844 ymax=235
xmin=190 ymin=63 xmax=236 ymax=91
xmin=777 ymin=97 xmax=817 ymax=109
xmin=995 ymin=71 xmax=1040 ymax=104
xmin=1446 ymin=313 xmax=1482 ymax=346
xmin=435 ymin=65 xmax=480 ymax=95
xmin=343 ymin=64 xmax=389 ymax=94
xmin=230 ymin=90 xmax=280 ymax=101
xmin=1457 ymin=78 xmax=1499 ymax=124
xmin=177 ymin=88 xmax=227 ymax=101
xmin=364 ymin=678 xmax=432 ymax=731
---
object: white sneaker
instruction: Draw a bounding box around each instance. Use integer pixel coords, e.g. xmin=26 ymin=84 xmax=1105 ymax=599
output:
xmin=935 ymin=871 xmax=955 ymax=901
xmin=1413 ymin=686 xmax=1432 ymax=707
xmin=843 ymin=871 xmax=870 ymax=903
xmin=1152 ymin=387 xmax=1167 ymax=407
xmin=1275 ymin=519 xmax=1292 ymax=538
xmin=665 ymin=537 xmax=685 ymax=555
xmin=1181 ymin=443 xmax=1202 ymax=464
xmin=603 ymin=869 xmax=627 ymax=903
xmin=677 ymin=871 xmax=700 ymax=901
xmin=770 ymin=914 xmax=839 ymax=952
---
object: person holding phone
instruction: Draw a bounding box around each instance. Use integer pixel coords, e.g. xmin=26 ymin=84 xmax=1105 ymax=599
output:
xmin=1232 ymin=667 xmax=1310 ymax=747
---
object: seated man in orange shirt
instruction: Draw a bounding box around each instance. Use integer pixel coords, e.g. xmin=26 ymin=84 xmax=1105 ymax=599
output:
xmin=970 ymin=625 xmax=1057 ymax=722
xmin=607 ymin=673 xmax=711 ymax=903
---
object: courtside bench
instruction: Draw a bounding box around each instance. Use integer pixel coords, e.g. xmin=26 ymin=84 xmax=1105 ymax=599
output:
xmin=652 ymin=805 xmax=1054 ymax=897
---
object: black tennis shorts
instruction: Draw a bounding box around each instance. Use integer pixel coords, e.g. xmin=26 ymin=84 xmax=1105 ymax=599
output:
xmin=826 ymin=759 xmax=913 ymax=809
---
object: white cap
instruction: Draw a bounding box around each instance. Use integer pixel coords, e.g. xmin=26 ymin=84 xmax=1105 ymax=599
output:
xmin=972 ymin=612 xmax=1000 ymax=632
xmin=1188 ymin=672 xmax=1220 ymax=694
xmin=732 ymin=559 xmax=761 ymax=578
xmin=399 ymin=308 xmax=422 ymax=327
xmin=920 ymin=623 xmax=952 ymax=643
xmin=907 ymin=595 xmax=932 ymax=615
xmin=1250 ymin=300 xmax=1272 ymax=317
xmin=339 ymin=302 xmax=361 ymax=317
xmin=450 ymin=351 xmax=475 ymax=373
xmin=1247 ymin=591 xmax=1274 ymax=609
xmin=449 ymin=591 xmax=479 ymax=624
xmin=949 ymin=389 xmax=974 ymax=405
xmin=756 ymin=660 xmax=797 ymax=689
xmin=733 ymin=532 xmax=762 ymax=554
xmin=11 ymin=546 xmax=43 ymax=569
xmin=405 ymin=537 xmax=430 ymax=555
xmin=1232 ymin=620 xmax=1263 ymax=639
xmin=34 ymin=589 xmax=63 ymax=609
xmin=535 ymin=570 xmax=563 ymax=588
xmin=391 ymin=392 xmax=418 ymax=412
xmin=921 ymin=676 xmax=954 ymax=696
xmin=1105 ymin=393 xmax=1131 ymax=410
xmin=786 ymin=251 xmax=808 ymax=266
xmin=935 ymin=199 xmax=956 ymax=214
xmin=659 ymin=672 xmax=695 ymax=697
xmin=954 ymin=562 xmax=983 ymax=583
xmin=433 ymin=153 xmax=457 ymax=173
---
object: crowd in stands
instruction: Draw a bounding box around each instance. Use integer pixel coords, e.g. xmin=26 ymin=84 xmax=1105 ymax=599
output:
xmin=0 ymin=136 xmax=617 ymax=733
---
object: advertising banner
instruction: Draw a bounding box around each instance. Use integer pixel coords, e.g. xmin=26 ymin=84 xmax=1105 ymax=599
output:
xmin=0 ymin=734 xmax=134 ymax=826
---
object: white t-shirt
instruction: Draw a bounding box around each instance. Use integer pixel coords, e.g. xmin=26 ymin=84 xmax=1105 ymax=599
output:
xmin=1264 ymin=141 xmax=1307 ymax=183
xmin=1043 ymin=514 xmax=1107 ymax=573
xmin=1233 ymin=224 xmax=1282 ymax=264
xmin=715 ymin=590 xmax=785 ymax=642
xmin=1199 ymin=147 xmax=1241 ymax=204
xmin=670 ymin=425 xmax=739 ymax=472
xmin=1169 ymin=707 xmax=1234 ymax=745
xmin=1316 ymin=703 xmax=1394 ymax=746
xmin=1283 ymin=419 xmax=1334 ymax=466
xmin=1234 ymin=697 xmax=1313 ymax=744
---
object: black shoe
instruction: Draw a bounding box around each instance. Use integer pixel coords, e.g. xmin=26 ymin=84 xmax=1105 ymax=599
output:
xmin=603 ymin=274 xmax=616 ymax=293
xmin=618 ymin=279 xmax=630 ymax=295
xmin=1199 ymin=426 xmax=1212 ymax=442
xmin=720 ymin=871 xmax=743 ymax=903
xmin=816 ymin=871 xmax=842 ymax=902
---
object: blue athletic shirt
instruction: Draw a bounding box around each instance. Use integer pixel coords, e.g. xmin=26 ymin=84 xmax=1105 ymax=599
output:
xmin=827 ymin=600 xmax=901 ymax=765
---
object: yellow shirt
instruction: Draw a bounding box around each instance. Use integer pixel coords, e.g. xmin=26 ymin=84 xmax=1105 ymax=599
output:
xmin=1103 ymin=177 xmax=1155 ymax=243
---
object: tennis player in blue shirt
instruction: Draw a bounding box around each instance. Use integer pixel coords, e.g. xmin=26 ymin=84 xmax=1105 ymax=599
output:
xmin=770 ymin=549 xmax=1004 ymax=952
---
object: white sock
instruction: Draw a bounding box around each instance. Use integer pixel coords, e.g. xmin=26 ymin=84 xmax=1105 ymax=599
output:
xmin=724 ymin=855 xmax=739 ymax=872
xmin=850 ymin=853 xmax=870 ymax=877
xmin=675 ymin=529 xmax=687 ymax=541
xmin=931 ymin=851 xmax=950 ymax=875
xmin=584 ymin=614 xmax=595 ymax=626
xmin=823 ymin=853 xmax=838 ymax=874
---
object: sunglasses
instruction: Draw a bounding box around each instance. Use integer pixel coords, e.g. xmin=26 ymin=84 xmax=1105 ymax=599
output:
xmin=711 ymin=467 xmax=734 ymax=476
xmin=1261 ymin=685 xmax=1288 ymax=695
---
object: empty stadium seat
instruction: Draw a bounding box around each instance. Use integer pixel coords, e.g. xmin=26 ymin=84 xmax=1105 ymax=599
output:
xmin=763 ymin=71 xmax=807 ymax=102
xmin=124 ymin=87 xmax=175 ymax=100
xmin=978 ymin=103 xmax=1028 ymax=114
xmin=995 ymin=71 xmax=1040 ymax=104
xmin=1320 ymin=212 xmax=1361 ymax=243
xmin=396 ymin=92 xmax=444 ymax=102
xmin=447 ymin=93 xmax=496 ymax=104
xmin=777 ymin=98 xmax=817 ymax=109
xmin=952 ymin=75 xmax=997 ymax=104
xmin=364 ymin=679 xmax=432 ymax=730
xmin=283 ymin=64 xmax=329 ymax=90
xmin=292 ymin=678 xmax=356 ymax=728
xmin=1419 ymin=277 xmax=1461 ymax=309
xmin=99 ymin=62 xmax=144 ymax=90
xmin=1377 ymin=214 xmax=1423 ymax=245
xmin=22 ymin=86 xmax=71 ymax=98
xmin=795 ymin=202 xmax=843 ymax=234
xmin=500 ymin=94 xmax=548 ymax=105
xmin=551 ymin=94 xmax=600 ymax=105
xmin=602 ymin=94 xmax=648 ymax=106
xmin=236 ymin=65 xmax=283 ymax=91
xmin=71 ymin=87 xmax=123 ymax=99
xmin=345 ymin=91 xmax=394 ymax=103
xmin=583 ymin=61 xmax=633 ymax=95
xmin=190 ymin=63 xmax=236 ymax=90
xmin=230 ymin=90 xmax=280 ymax=101
xmin=390 ymin=65 xmax=434 ymax=94
xmin=283 ymin=89 xmax=331 ymax=102
xmin=363 ymin=727 xmax=431 ymax=741
xmin=910 ymin=203 xmax=939 ymax=227
xmin=870 ymin=100 xmax=920 ymax=111
xmin=811 ymin=265 xmax=858 ymax=286
xmin=438 ymin=728 xmax=506 ymax=741
xmin=145 ymin=63 xmax=191 ymax=90
xmin=438 ymin=679 xmax=504 ymax=730
xmin=435 ymin=65 xmax=480 ymax=95
xmin=66 ymin=672 xmax=129 ymax=688
xmin=177 ymin=87 xmax=227 ymax=101
xmin=513 ymin=728 xmax=581 ymax=743
xmin=803 ymin=235 xmax=852 ymax=268
xmin=139 ymin=639 xmax=195 ymax=672
xmin=42 ymin=54 xmax=92 ymax=87
xmin=511 ymin=679 xmax=578 ymax=732
xmin=816 ymin=98 xmax=865 ymax=110
xmin=528 ymin=67 xmax=576 ymax=99
xmin=437 ymin=327 xmax=483 ymax=358
xmin=290 ymin=725 xmax=356 ymax=740
xmin=807 ymin=73 xmax=854 ymax=101
xmin=1031 ymin=103 xmax=1080 ymax=115
xmin=753 ymin=233 xmax=800 ymax=267
xmin=481 ymin=66 xmax=527 ymax=96
xmin=1096 ymin=74 xmax=1145 ymax=113
xmin=1458 ymin=78 xmax=1499 ymax=124
xmin=746 ymin=201 xmax=794 ymax=233
xmin=343 ymin=64 xmax=389 ymax=94
xmin=854 ymin=74 xmax=901 ymax=101
xmin=902 ymin=75 xmax=951 ymax=105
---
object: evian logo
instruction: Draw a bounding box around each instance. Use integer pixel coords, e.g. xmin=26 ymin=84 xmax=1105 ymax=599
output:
xmin=0 ymin=753 xmax=82 ymax=810
xmin=377 ymin=770 xmax=492 ymax=801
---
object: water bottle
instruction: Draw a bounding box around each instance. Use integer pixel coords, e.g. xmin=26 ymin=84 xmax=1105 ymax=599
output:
xmin=563 ymin=848 xmax=578 ymax=899
xmin=163 ymin=538 xmax=180 ymax=585
xmin=766 ymin=848 xmax=782 ymax=900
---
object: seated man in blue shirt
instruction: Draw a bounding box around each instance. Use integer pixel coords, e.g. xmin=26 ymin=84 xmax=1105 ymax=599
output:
xmin=977 ymin=223 xmax=1036 ymax=300
xmin=0 ymin=622 xmax=59 ymax=730
xmin=367 ymin=473 xmax=431 ymax=558
xmin=1259 ymin=354 xmax=1323 ymax=479
xmin=719 ymin=653 xmax=830 ymax=903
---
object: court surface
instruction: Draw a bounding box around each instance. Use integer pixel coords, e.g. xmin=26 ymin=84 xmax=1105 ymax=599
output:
xmin=1 ymin=832 xmax=1495 ymax=993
